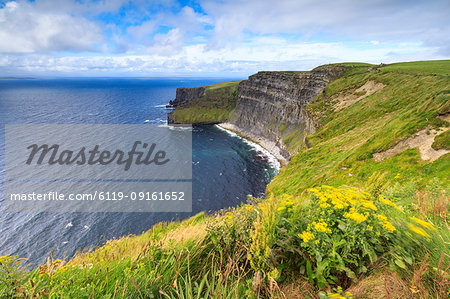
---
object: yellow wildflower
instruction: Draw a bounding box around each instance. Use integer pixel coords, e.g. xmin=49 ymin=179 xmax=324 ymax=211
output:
xmin=245 ymin=204 xmax=253 ymax=211
xmin=257 ymin=203 xmax=266 ymax=211
xmin=344 ymin=208 xmax=367 ymax=223
xmin=331 ymin=198 xmax=347 ymax=209
xmin=327 ymin=293 xmax=346 ymax=299
xmin=299 ymin=231 xmax=315 ymax=243
xmin=367 ymin=225 xmax=373 ymax=231
xmin=410 ymin=285 xmax=419 ymax=294
xmin=408 ymin=223 xmax=430 ymax=238
xmin=282 ymin=194 xmax=293 ymax=200
xmin=377 ymin=214 xmax=396 ymax=233
xmin=277 ymin=206 xmax=286 ymax=212
xmin=313 ymin=221 xmax=332 ymax=233
xmin=320 ymin=202 xmax=331 ymax=209
xmin=361 ymin=200 xmax=377 ymax=211
xmin=0 ymin=255 xmax=12 ymax=264
xmin=58 ymin=265 xmax=69 ymax=273
xmin=410 ymin=217 xmax=436 ymax=231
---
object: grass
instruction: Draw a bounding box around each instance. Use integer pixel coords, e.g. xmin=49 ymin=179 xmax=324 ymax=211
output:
xmin=379 ymin=60 xmax=450 ymax=76
xmin=170 ymin=80 xmax=240 ymax=124
xmin=1 ymin=60 xmax=449 ymax=298
xmin=269 ymin=60 xmax=450 ymax=197
xmin=432 ymin=130 xmax=450 ymax=150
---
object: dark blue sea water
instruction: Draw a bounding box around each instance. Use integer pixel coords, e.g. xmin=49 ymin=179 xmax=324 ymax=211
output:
xmin=0 ymin=78 xmax=278 ymax=265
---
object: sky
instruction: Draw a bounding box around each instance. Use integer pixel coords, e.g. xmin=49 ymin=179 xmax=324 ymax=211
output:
xmin=0 ymin=0 xmax=449 ymax=77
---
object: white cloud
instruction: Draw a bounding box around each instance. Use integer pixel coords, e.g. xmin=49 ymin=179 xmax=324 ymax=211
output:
xmin=1 ymin=38 xmax=445 ymax=77
xmin=0 ymin=0 xmax=448 ymax=75
xmin=201 ymin=0 xmax=450 ymax=54
xmin=148 ymin=28 xmax=184 ymax=55
xmin=0 ymin=1 xmax=103 ymax=53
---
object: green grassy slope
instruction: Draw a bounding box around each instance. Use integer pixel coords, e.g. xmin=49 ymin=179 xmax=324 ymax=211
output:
xmin=169 ymin=80 xmax=240 ymax=123
xmin=380 ymin=60 xmax=450 ymax=76
xmin=269 ymin=60 xmax=449 ymax=196
xmin=1 ymin=61 xmax=449 ymax=298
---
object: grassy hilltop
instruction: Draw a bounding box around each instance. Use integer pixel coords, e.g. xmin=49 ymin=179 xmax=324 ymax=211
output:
xmin=1 ymin=61 xmax=449 ymax=298
xmin=169 ymin=80 xmax=240 ymax=124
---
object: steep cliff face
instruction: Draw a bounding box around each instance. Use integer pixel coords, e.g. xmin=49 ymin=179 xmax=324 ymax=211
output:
xmin=168 ymin=87 xmax=205 ymax=108
xmin=168 ymin=81 xmax=240 ymax=124
xmin=166 ymin=65 xmax=347 ymax=159
xmin=229 ymin=65 xmax=346 ymax=159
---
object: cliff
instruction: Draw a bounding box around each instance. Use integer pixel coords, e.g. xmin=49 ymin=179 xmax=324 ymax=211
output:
xmin=228 ymin=65 xmax=347 ymax=160
xmin=168 ymin=80 xmax=240 ymax=124
xmin=168 ymin=66 xmax=347 ymax=160
xmin=168 ymin=87 xmax=205 ymax=108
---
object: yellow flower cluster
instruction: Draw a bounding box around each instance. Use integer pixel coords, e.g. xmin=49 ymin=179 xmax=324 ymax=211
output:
xmin=299 ymin=219 xmax=332 ymax=243
xmin=327 ymin=291 xmax=353 ymax=299
xmin=245 ymin=204 xmax=253 ymax=211
xmin=327 ymin=287 xmax=353 ymax=299
xmin=309 ymin=185 xmax=374 ymax=211
xmin=376 ymin=215 xmax=396 ymax=233
xmin=344 ymin=208 xmax=367 ymax=223
xmin=410 ymin=217 xmax=436 ymax=231
xmin=300 ymin=186 xmax=400 ymax=244
xmin=278 ymin=194 xmax=294 ymax=212
xmin=0 ymin=255 xmax=10 ymax=261
xmin=0 ymin=255 xmax=12 ymax=264
xmin=313 ymin=221 xmax=332 ymax=233
xmin=257 ymin=202 xmax=266 ymax=211
xmin=57 ymin=264 xmax=70 ymax=273
xmin=298 ymin=231 xmax=315 ymax=243
xmin=408 ymin=223 xmax=430 ymax=238
xmin=361 ymin=199 xmax=377 ymax=211
xmin=39 ymin=259 xmax=62 ymax=277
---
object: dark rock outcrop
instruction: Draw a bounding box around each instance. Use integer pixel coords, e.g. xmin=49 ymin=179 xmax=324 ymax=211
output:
xmin=167 ymin=87 xmax=205 ymax=108
xmin=229 ymin=65 xmax=347 ymax=159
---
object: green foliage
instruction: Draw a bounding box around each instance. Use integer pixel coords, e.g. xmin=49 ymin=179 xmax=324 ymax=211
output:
xmin=285 ymin=186 xmax=400 ymax=287
xmin=282 ymin=124 xmax=306 ymax=154
xmin=275 ymin=185 xmax=448 ymax=292
xmin=432 ymin=129 xmax=450 ymax=150
xmin=0 ymin=255 xmax=28 ymax=297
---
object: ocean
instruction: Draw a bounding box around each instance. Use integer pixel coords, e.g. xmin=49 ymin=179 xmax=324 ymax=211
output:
xmin=0 ymin=78 xmax=278 ymax=265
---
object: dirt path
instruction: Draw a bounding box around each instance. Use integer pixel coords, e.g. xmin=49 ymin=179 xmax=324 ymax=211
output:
xmin=373 ymin=126 xmax=449 ymax=162
xmin=334 ymin=80 xmax=386 ymax=111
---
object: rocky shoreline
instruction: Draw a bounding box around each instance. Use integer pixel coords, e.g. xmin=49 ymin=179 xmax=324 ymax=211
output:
xmin=217 ymin=122 xmax=289 ymax=166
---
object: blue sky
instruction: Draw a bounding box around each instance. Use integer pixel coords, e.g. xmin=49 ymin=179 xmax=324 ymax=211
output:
xmin=0 ymin=0 xmax=448 ymax=77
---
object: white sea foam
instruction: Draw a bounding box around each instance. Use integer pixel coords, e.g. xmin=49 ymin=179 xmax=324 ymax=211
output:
xmin=215 ymin=125 xmax=281 ymax=172
xmin=158 ymin=124 xmax=193 ymax=131
xmin=65 ymin=222 xmax=73 ymax=228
